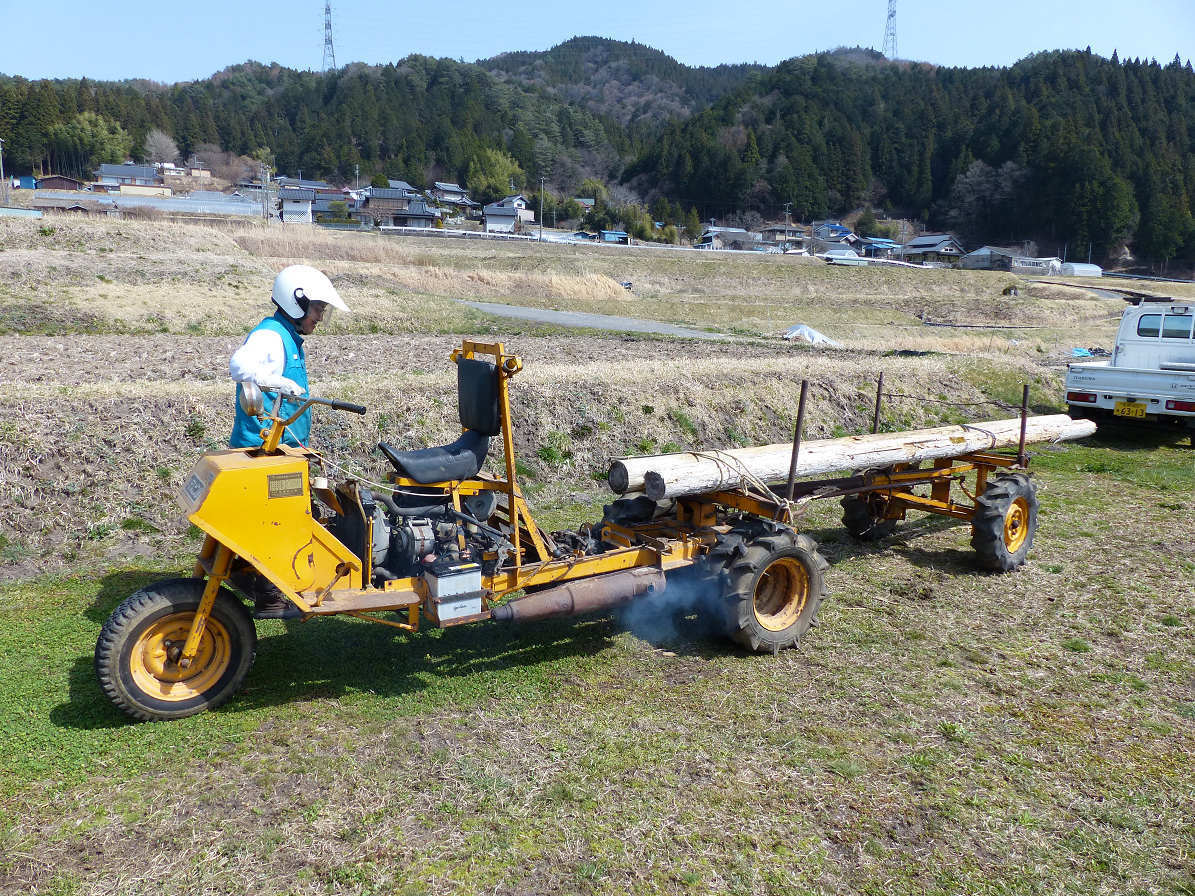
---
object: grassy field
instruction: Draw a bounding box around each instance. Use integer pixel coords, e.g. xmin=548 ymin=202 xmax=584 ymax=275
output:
xmin=0 ymin=218 xmax=1192 ymax=895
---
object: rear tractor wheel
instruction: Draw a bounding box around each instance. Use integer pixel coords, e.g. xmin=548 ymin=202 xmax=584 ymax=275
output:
xmin=716 ymin=527 xmax=829 ymax=653
xmin=970 ymin=473 xmax=1039 ymax=572
xmin=94 ymin=578 xmax=256 ymax=722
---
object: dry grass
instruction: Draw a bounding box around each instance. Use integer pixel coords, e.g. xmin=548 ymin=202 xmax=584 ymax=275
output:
xmin=1 ymin=215 xmax=1193 ymax=895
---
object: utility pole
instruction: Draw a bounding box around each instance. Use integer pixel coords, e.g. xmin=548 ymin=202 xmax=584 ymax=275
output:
xmin=355 ymin=163 xmax=359 ymax=191
xmin=0 ymin=137 xmax=8 ymax=206
xmin=260 ymin=162 xmax=270 ymax=221
xmin=783 ymin=201 xmax=792 ymax=227
xmin=539 ymin=176 xmax=545 ymax=242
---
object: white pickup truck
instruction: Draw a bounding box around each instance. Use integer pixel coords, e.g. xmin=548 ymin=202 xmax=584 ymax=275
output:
xmin=1065 ymin=298 xmax=1195 ymax=432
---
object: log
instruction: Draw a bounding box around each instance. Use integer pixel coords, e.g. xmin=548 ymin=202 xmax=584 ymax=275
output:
xmin=607 ymin=415 xmax=1096 ymax=501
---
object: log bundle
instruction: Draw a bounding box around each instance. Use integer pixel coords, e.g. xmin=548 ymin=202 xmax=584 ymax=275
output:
xmin=608 ymin=415 xmax=1096 ymax=501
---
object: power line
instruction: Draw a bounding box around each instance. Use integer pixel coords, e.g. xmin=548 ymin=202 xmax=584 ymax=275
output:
xmin=322 ymin=1 xmax=337 ymax=72
xmin=882 ymin=0 xmax=898 ymax=60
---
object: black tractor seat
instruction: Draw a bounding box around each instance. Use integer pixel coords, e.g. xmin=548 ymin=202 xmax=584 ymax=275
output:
xmin=378 ymin=430 xmax=490 ymax=484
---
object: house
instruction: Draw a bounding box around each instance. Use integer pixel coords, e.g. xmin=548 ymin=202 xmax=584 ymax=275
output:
xmin=760 ymin=224 xmax=808 ymax=251
xmin=809 ymin=220 xmax=860 ymax=255
xmin=32 ymin=197 xmax=103 ymax=215
xmin=573 ymin=197 xmax=595 ymax=212
xmin=276 ymin=176 xmax=332 ymax=191
xmin=495 ymin=194 xmax=534 ymax=223
xmin=356 ymin=188 xmax=438 ymax=227
xmin=599 ymin=230 xmax=630 ymax=244
xmin=960 ymin=246 xmax=1062 ymax=275
xmin=278 ymin=187 xmax=315 ymax=223
xmin=17 ymin=175 xmax=39 ymax=190
xmin=483 ymin=203 xmax=519 ymax=233
xmin=428 ymin=181 xmax=478 ymax=211
xmin=187 ymin=167 xmax=212 ymax=179
xmin=695 ymin=226 xmax=756 ymax=250
xmin=95 ymin=163 xmax=159 ymax=186
xmin=811 ymin=220 xmax=856 ymax=242
xmin=36 ymin=174 xmax=85 ymax=191
xmin=389 ymin=198 xmax=439 ymax=228
xmin=855 ymin=237 xmax=901 ymax=259
xmin=900 ymin=233 xmax=965 ymax=264
xmin=386 ymin=180 xmax=421 ymax=196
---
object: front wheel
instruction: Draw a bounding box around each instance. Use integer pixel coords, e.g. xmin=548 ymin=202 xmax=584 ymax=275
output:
xmin=94 ymin=578 xmax=256 ymax=722
xmin=720 ymin=528 xmax=829 ymax=653
xmin=970 ymin=474 xmax=1039 ymax=572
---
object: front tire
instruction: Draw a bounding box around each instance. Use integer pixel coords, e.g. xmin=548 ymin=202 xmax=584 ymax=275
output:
xmin=718 ymin=527 xmax=829 ymax=652
xmin=94 ymin=577 xmax=256 ymax=722
xmin=971 ymin=474 xmax=1039 ymax=572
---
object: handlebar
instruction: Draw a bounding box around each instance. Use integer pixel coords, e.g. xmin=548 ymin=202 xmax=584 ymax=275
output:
xmin=258 ymin=386 xmax=368 ymax=418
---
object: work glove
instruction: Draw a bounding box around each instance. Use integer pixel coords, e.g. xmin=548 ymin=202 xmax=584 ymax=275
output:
xmin=257 ymin=375 xmax=307 ymax=398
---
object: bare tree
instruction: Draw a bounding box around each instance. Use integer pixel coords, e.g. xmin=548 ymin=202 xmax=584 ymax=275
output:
xmin=144 ymin=129 xmax=179 ymax=164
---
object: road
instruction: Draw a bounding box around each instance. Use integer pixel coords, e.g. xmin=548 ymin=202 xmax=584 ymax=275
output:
xmin=462 ymin=301 xmax=734 ymax=340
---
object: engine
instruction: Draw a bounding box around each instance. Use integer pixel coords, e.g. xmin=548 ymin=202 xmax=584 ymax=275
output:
xmin=362 ymin=488 xmax=507 ymax=585
xmin=324 ymin=484 xmax=608 ymax=588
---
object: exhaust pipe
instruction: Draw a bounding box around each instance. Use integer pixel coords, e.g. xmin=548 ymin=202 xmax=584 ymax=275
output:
xmin=491 ymin=567 xmax=666 ymax=624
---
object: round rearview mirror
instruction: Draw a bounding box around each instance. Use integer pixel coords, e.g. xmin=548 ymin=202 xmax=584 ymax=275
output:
xmin=238 ymin=380 xmax=264 ymax=417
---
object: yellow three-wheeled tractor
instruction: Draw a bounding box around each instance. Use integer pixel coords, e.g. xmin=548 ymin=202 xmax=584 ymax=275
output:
xmin=95 ymin=340 xmax=1039 ymax=721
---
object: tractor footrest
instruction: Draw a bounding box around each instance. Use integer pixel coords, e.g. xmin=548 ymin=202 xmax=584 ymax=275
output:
xmin=302 ymin=588 xmax=421 ymax=615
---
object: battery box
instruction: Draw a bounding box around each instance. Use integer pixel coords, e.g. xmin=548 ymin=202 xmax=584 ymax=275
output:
xmin=425 ymin=561 xmax=484 ymax=623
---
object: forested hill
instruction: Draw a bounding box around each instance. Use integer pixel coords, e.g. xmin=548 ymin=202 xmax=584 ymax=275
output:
xmin=480 ymin=37 xmax=766 ymax=127
xmin=1 ymin=42 xmax=1194 ymax=261
xmin=0 ymin=54 xmax=626 ymax=202
xmin=627 ymin=48 xmax=1195 ymax=261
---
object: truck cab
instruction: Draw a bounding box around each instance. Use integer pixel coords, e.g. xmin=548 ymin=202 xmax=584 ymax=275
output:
xmin=1065 ymin=298 xmax=1195 ymax=430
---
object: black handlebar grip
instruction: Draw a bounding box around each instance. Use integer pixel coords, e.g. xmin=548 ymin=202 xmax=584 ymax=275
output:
xmin=331 ymin=400 xmax=367 ymax=415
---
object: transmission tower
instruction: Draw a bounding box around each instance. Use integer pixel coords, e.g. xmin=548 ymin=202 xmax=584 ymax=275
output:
xmin=882 ymin=0 xmax=898 ymax=60
xmin=322 ymin=1 xmax=337 ymax=71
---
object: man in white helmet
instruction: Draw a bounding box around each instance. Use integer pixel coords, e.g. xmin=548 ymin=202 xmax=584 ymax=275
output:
xmin=228 ymin=265 xmax=348 ymax=619
xmin=229 ymin=264 xmax=349 ymax=450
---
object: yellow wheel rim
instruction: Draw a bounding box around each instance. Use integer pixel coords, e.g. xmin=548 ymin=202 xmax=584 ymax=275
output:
xmin=753 ymin=556 xmax=809 ymax=632
xmin=128 ymin=612 xmax=231 ymax=703
xmin=1003 ymin=497 xmax=1030 ymax=553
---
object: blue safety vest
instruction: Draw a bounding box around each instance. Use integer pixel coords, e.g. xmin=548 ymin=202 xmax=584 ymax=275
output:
xmin=229 ymin=312 xmax=310 ymax=448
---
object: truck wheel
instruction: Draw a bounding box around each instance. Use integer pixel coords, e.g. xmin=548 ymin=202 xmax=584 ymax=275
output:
xmin=971 ymin=474 xmax=1038 ymax=572
xmin=841 ymin=494 xmax=897 ymax=541
xmin=94 ymin=578 xmax=256 ymax=722
xmin=718 ymin=528 xmax=828 ymax=653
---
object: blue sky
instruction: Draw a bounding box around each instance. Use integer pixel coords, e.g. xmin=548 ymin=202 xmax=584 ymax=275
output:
xmin=3 ymin=0 xmax=1193 ymax=82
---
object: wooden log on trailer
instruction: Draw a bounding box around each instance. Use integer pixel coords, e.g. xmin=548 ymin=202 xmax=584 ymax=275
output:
xmin=607 ymin=415 xmax=1096 ymax=501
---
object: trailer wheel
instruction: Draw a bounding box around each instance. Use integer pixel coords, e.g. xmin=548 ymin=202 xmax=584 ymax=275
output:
xmin=720 ymin=529 xmax=828 ymax=653
xmin=95 ymin=578 xmax=256 ymax=722
xmin=970 ymin=474 xmax=1038 ymax=572
xmin=841 ymin=494 xmax=897 ymax=541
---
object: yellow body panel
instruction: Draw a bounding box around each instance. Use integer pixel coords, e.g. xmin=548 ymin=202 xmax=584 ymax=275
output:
xmin=180 ymin=449 xmax=362 ymax=599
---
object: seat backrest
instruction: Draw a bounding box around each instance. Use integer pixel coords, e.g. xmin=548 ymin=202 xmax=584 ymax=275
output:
xmin=457 ymin=357 xmax=501 ymax=436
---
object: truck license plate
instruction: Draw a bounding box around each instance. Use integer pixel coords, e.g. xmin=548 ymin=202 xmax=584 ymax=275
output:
xmin=1113 ymin=401 xmax=1147 ymax=418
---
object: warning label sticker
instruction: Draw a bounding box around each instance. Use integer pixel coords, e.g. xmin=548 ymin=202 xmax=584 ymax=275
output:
xmin=268 ymin=472 xmax=305 ymax=499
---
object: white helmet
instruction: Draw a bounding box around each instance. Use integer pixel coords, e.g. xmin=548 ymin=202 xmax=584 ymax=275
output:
xmin=271 ymin=265 xmax=349 ymax=319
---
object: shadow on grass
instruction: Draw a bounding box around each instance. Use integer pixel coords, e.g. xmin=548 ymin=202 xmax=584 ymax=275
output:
xmin=805 ymin=512 xmax=968 ymax=569
xmin=1083 ymin=422 xmax=1194 ymax=451
xmin=57 ymin=565 xmax=631 ymax=728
